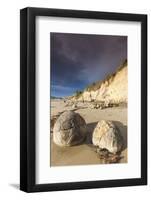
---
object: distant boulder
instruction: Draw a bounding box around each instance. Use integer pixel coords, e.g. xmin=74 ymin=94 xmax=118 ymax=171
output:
xmin=91 ymin=103 xmax=101 ymax=109
xmin=53 ymin=111 xmax=87 ymax=146
xmin=72 ymin=103 xmax=77 ymax=109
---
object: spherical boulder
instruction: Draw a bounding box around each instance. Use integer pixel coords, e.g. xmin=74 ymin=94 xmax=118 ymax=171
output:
xmin=92 ymin=120 xmax=123 ymax=154
xmin=53 ymin=110 xmax=87 ymax=146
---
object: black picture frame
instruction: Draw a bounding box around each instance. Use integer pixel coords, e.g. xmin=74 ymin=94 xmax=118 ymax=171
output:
xmin=20 ymin=7 xmax=147 ymax=193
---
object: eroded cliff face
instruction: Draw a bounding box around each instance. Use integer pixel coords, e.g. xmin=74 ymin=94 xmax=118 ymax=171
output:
xmin=73 ymin=61 xmax=127 ymax=104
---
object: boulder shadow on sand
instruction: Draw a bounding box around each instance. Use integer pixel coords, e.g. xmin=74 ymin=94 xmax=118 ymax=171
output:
xmin=112 ymin=121 xmax=127 ymax=151
xmin=85 ymin=122 xmax=98 ymax=145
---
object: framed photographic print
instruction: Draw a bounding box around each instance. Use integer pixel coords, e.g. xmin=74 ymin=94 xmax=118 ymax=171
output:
xmin=20 ymin=7 xmax=147 ymax=192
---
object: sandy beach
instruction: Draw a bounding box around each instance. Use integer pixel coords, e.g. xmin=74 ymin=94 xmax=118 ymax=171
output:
xmin=50 ymin=99 xmax=127 ymax=166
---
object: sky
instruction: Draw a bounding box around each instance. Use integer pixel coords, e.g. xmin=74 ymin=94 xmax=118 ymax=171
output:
xmin=50 ymin=33 xmax=127 ymax=97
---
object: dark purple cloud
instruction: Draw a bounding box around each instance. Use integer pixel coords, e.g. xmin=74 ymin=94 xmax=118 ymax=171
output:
xmin=50 ymin=32 xmax=127 ymax=97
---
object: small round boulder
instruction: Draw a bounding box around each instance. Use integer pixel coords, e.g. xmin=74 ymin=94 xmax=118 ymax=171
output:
xmin=53 ymin=110 xmax=87 ymax=146
xmin=92 ymin=120 xmax=123 ymax=154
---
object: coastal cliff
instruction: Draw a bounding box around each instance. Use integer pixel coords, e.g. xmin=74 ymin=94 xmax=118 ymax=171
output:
xmin=72 ymin=60 xmax=127 ymax=104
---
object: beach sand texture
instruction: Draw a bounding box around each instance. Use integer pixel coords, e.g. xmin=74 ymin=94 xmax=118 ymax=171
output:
xmin=50 ymin=99 xmax=127 ymax=166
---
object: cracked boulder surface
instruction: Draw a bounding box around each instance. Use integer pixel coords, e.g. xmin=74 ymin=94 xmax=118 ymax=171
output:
xmin=92 ymin=120 xmax=123 ymax=154
xmin=53 ymin=110 xmax=87 ymax=146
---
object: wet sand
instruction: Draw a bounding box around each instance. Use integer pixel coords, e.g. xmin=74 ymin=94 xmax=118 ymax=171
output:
xmin=50 ymin=99 xmax=127 ymax=166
